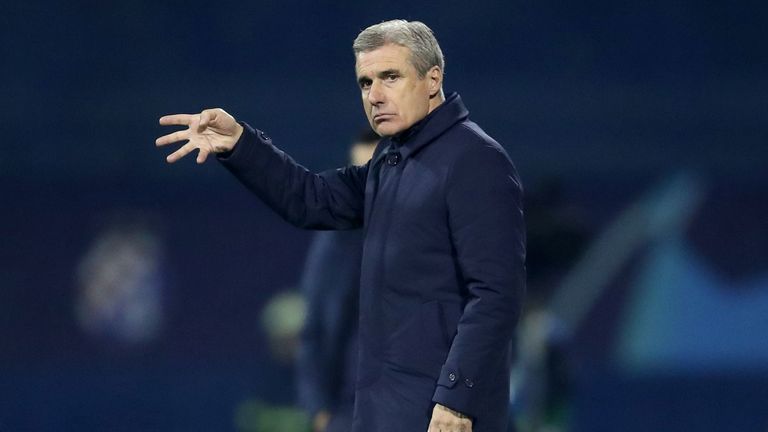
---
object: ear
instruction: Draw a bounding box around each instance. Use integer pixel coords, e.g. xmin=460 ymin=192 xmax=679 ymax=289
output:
xmin=427 ymin=65 xmax=443 ymax=97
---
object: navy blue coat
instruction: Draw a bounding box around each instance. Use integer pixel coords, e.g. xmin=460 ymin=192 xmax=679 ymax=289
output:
xmin=218 ymin=93 xmax=526 ymax=431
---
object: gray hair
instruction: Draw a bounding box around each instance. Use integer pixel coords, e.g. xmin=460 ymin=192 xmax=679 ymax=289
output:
xmin=353 ymin=20 xmax=445 ymax=77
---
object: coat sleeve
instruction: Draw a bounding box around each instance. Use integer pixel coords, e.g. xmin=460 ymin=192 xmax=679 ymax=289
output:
xmin=216 ymin=122 xmax=368 ymax=230
xmin=431 ymin=138 xmax=526 ymax=418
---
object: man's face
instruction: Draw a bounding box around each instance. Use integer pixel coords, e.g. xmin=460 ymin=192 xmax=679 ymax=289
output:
xmin=355 ymin=44 xmax=440 ymax=137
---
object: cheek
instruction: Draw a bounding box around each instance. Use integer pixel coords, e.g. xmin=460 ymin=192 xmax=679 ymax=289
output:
xmin=402 ymin=92 xmax=428 ymax=121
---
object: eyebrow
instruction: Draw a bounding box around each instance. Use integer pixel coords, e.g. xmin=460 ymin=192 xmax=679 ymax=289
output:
xmin=377 ymin=69 xmax=402 ymax=78
xmin=357 ymin=69 xmax=403 ymax=86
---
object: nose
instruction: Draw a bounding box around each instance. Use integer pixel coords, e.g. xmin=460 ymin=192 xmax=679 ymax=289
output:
xmin=367 ymin=79 xmax=385 ymax=106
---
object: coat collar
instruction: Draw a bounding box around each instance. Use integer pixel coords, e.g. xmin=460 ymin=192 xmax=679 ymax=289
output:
xmin=370 ymin=92 xmax=469 ymax=166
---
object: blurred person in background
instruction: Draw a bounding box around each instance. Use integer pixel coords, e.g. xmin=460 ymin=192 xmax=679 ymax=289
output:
xmin=76 ymin=218 xmax=165 ymax=346
xmin=297 ymin=129 xmax=379 ymax=432
xmin=235 ymin=290 xmax=310 ymax=432
xmin=157 ymin=19 xmax=526 ymax=432
xmin=261 ymin=290 xmax=306 ymax=367
xmin=509 ymin=179 xmax=589 ymax=432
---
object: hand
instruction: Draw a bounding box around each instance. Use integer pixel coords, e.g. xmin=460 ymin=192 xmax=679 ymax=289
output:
xmin=427 ymin=403 xmax=472 ymax=432
xmin=156 ymin=108 xmax=244 ymax=164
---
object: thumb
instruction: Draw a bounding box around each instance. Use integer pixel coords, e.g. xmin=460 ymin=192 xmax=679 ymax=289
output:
xmin=198 ymin=109 xmax=218 ymax=132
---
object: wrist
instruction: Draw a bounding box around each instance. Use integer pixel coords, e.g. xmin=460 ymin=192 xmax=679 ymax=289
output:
xmin=436 ymin=403 xmax=470 ymax=419
xmin=215 ymin=122 xmax=246 ymax=157
xmin=232 ymin=122 xmax=244 ymax=144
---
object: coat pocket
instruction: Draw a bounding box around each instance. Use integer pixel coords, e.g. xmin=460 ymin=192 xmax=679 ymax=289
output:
xmin=383 ymin=300 xmax=448 ymax=378
xmin=384 ymin=299 xmax=464 ymax=379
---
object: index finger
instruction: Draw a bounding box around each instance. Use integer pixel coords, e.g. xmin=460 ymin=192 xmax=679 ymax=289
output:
xmin=159 ymin=114 xmax=196 ymax=126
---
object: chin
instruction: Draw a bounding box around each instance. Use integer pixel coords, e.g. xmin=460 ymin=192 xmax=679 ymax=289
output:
xmin=374 ymin=123 xmax=406 ymax=137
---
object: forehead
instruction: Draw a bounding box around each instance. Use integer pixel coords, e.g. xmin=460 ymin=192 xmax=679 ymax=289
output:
xmin=355 ymin=44 xmax=415 ymax=76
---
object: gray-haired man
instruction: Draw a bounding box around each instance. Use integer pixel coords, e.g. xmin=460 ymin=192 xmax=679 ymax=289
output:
xmin=157 ymin=20 xmax=526 ymax=432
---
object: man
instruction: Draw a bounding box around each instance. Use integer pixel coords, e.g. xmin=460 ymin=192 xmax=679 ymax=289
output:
xmin=156 ymin=20 xmax=526 ymax=432
xmin=297 ymin=130 xmax=378 ymax=432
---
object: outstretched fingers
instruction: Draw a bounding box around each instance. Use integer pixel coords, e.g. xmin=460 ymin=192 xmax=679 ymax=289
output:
xmin=166 ymin=141 xmax=198 ymax=163
xmin=159 ymin=114 xmax=196 ymax=126
xmin=158 ymin=109 xmax=228 ymax=164
xmin=155 ymin=129 xmax=190 ymax=146
xmin=196 ymin=147 xmax=211 ymax=164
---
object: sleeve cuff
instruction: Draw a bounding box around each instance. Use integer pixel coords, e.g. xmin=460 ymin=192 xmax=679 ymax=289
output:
xmin=431 ymin=364 xmax=478 ymax=420
xmin=216 ymin=121 xmax=257 ymax=162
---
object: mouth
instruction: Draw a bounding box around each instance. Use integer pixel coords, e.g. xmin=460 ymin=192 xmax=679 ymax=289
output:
xmin=373 ymin=113 xmax=394 ymax=124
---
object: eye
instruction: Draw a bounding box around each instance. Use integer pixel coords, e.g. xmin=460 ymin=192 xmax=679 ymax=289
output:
xmin=359 ymin=79 xmax=372 ymax=90
xmin=385 ymin=73 xmax=399 ymax=82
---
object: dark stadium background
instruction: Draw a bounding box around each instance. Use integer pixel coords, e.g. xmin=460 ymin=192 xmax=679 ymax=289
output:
xmin=2 ymin=1 xmax=766 ymax=431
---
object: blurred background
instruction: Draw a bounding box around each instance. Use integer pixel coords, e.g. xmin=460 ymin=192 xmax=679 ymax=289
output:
xmin=2 ymin=1 xmax=767 ymax=431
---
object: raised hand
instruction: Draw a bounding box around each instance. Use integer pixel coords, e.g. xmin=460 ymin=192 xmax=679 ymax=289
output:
xmin=156 ymin=108 xmax=244 ymax=164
